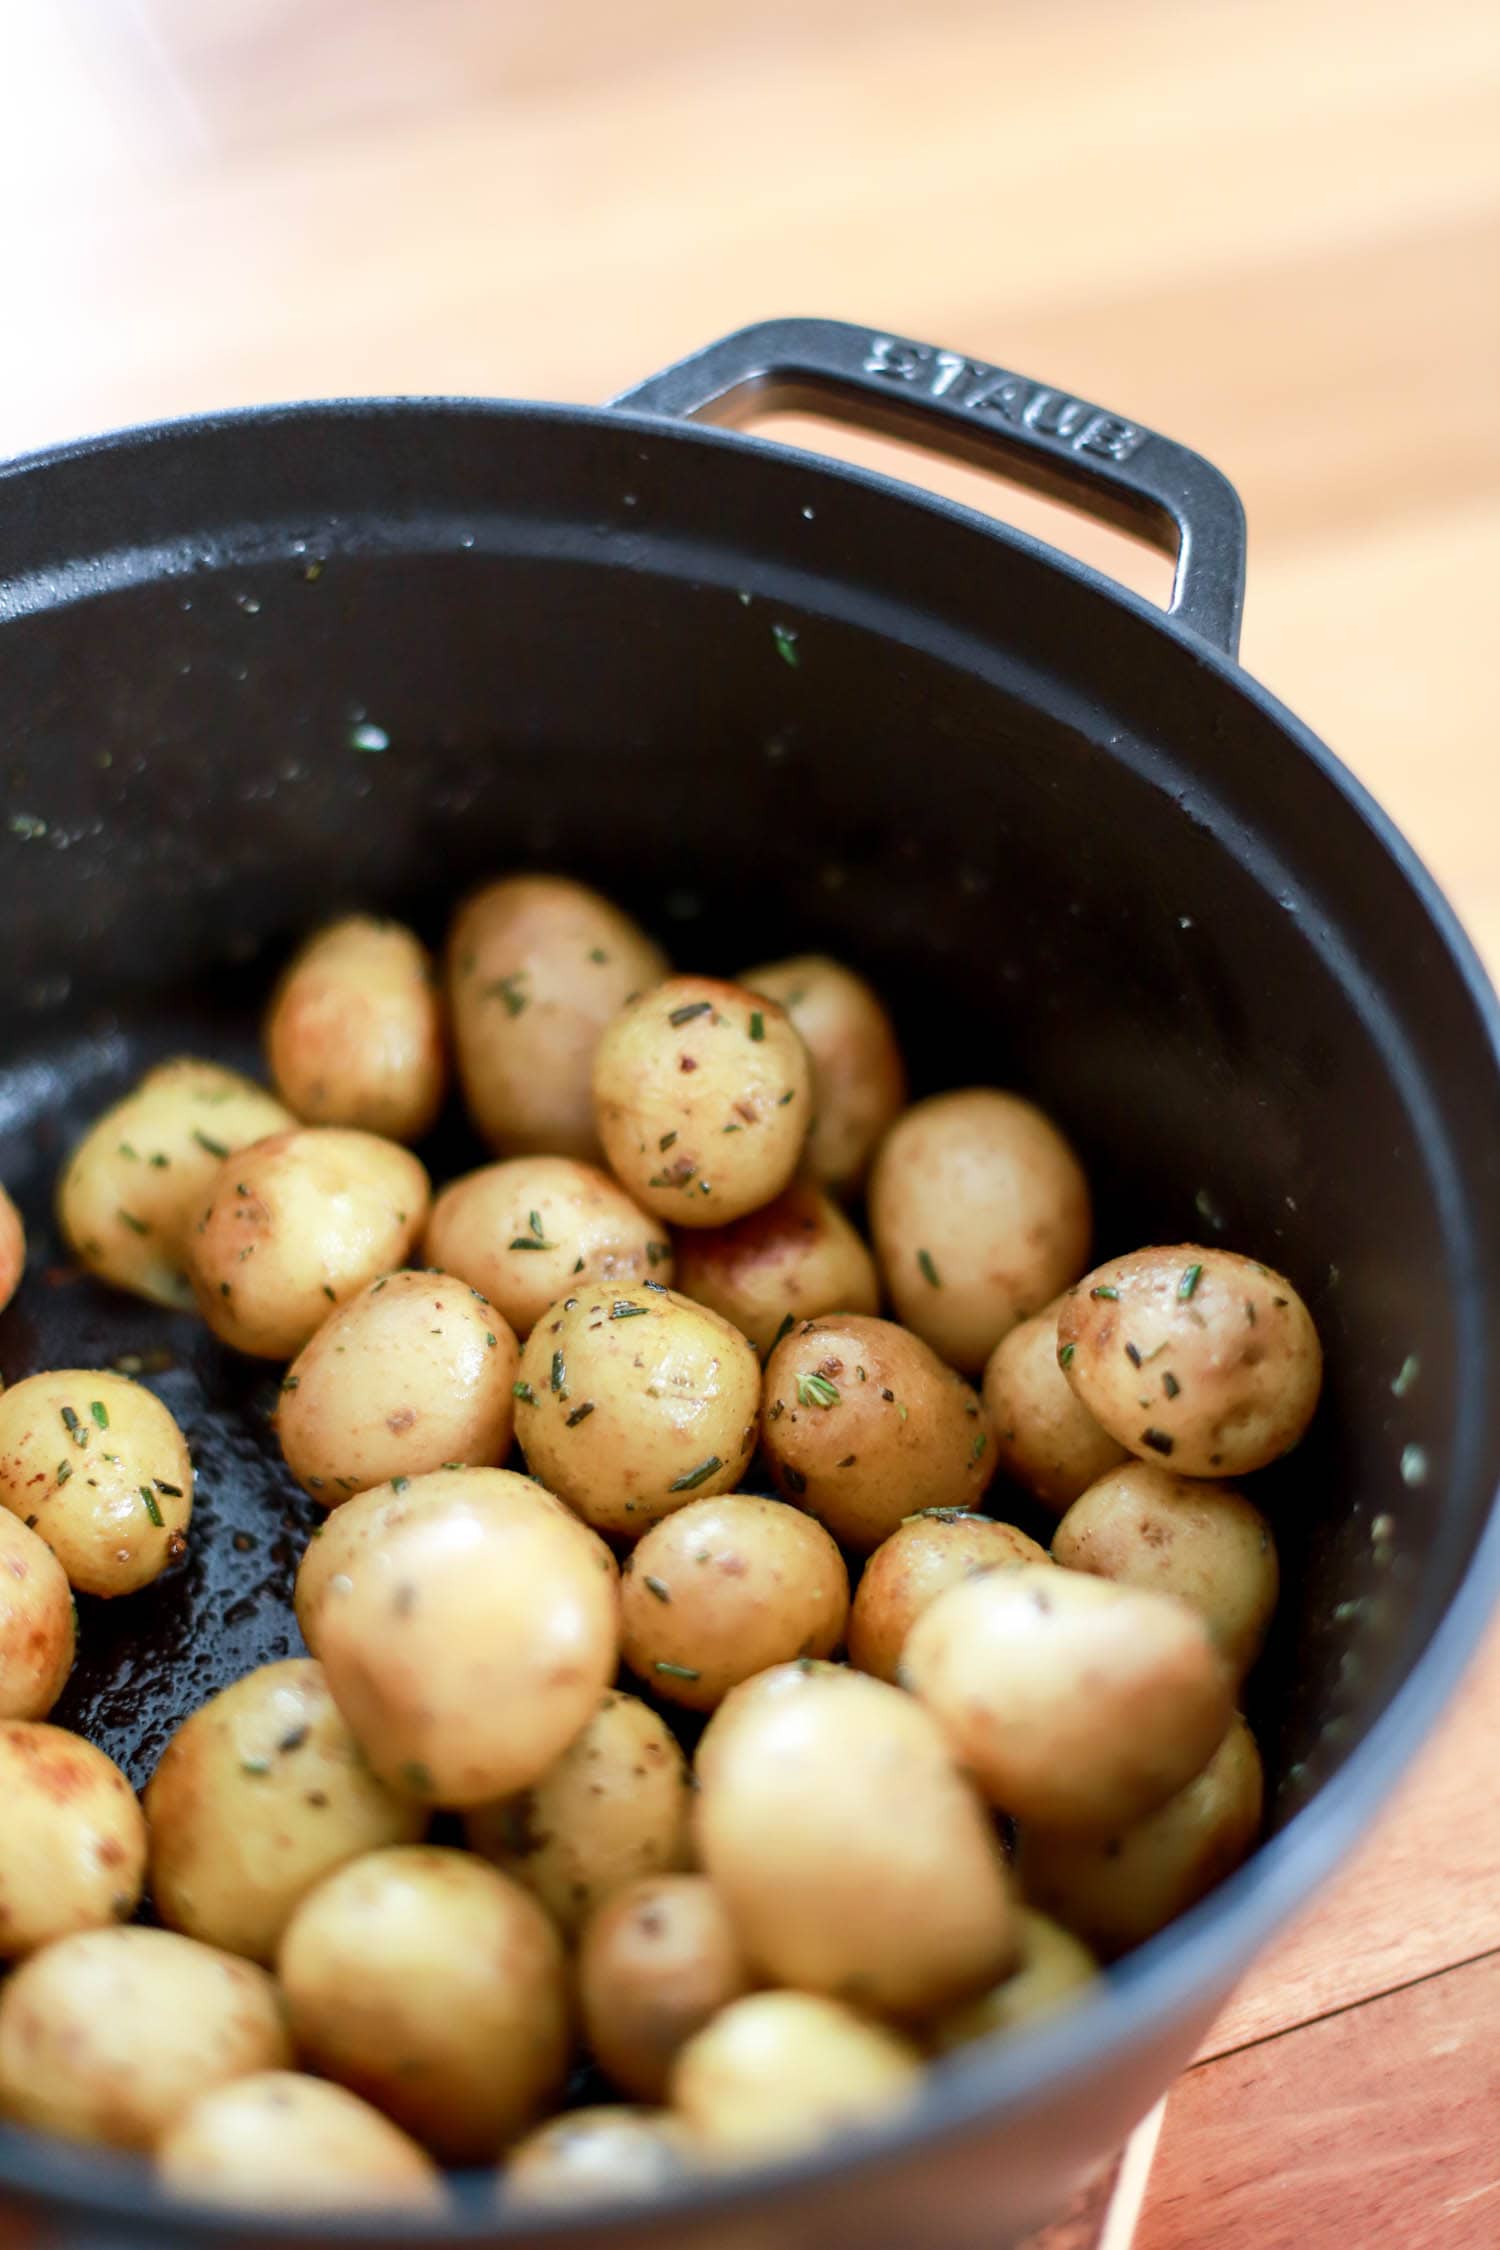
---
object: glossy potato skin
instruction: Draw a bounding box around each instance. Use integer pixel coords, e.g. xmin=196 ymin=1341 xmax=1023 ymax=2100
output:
xmin=504 ymin=2107 xmax=697 ymax=2207
xmin=983 ymin=1301 xmax=1127 ymax=1512
xmin=0 ymin=1369 xmax=193 ymax=1598
xmin=447 ymin=876 xmax=668 ymax=1161
xmin=0 ymin=1511 xmax=76 ymax=1719
xmin=578 ymin=1874 xmax=753 ymax=2104
xmin=0 ymin=1184 xmax=25 ymax=1314
xmin=869 ymin=1090 xmax=1092 ymax=1373
xmin=670 ymin=1180 xmax=879 ymax=1358
xmin=0 ymin=1722 xmax=146 ymax=1958
xmin=740 ymin=954 xmax=907 ymax=1195
xmin=932 ymin=1909 xmax=1098 ymax=2049
xmin=846 ymin=1512 xmax=1048 ymax=1685
xmin=671 ymin=1992 xmax=922 ymax=2158
xmin=157 ymin=2071 xmax=446 ymax=2211
xmin=424 ymin=1157 xmax=671 ymax=1340
xmin=266 ymin=916 xmax=445 ymax=1143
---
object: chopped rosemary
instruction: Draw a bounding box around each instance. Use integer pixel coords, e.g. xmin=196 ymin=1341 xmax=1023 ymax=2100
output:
xmin=1142 ymin=1427 xmax=1175 ymax=1455
xmin=749 ymin=1011 xmax=765 ymax=1041
xmin=281 ymin=1375 xmax=300 ymax=1392
xmin=611 ymin=1301 xmax=648 ymax=1319
xmin=1178 ymin=1262 xmax=1203 ymax=1302
xmin=550 ymin=1351 xmax=567 ymax=1395
xmin=140 ymin=1486 xmax=164 ymax=1526
xmin=668 ymin=1000 xmax=712 ymax=1027
xmin=659 ymin=1130 xmax=678 ymax=1151
xmin=1090 ymin=1284 xmax=1118 ymax=1301
xmin=118 ymin=1209 xmax=149 ymax=1234
xmin=668 ymin=1456 xmax=721 ymax=1492
xmin=797 ymin=1372 xmax=840 ymax=1409
xmin=60 ymin=1406 xmax=87 ymax=1448
xmin=1059 ymin=1342 xmax=1076 ymax=1368
xmin=484 ymin=973 xmax=528 ymax=1016
xmin=566 ymin=1402 xmax=596 ymax=1427
xmin=654 ymin=1660 xmax=701 ymax=1681
xmin=55 ymin=1461 xmax=72 ymax=1485
xmin=192 ymin=1129 xmax=230 ymax=1159
xmin=1162 ymin=1371 xmax=1181 ymax=1399
xmin=771 ymin=622 xmax=800 ymax=667
xmin=917 ymin=1249 xmax=940 ymax=1288
xmin=971 ymin=1434 xmax=987 ymax=1462
xmin=644 ymin=1575 xmax=672 ymax=1603
xmin=510 ymin=1209 xmax=555 ymax=1250
xmin=513 ymin=1382 xmax=536 ymax=1404
xmin=1124 ymin=1342 xmax=1142 ymax=1368
xmin=90 ymin=1400 xmax=109 ymax=1430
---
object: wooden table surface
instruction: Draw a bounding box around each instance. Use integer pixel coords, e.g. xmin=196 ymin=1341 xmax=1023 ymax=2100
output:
xmin=4 ymin=2 xmax=1500 ymax=2241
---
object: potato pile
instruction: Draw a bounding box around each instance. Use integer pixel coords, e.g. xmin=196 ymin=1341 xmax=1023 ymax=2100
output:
xmin=0 ymin=874 xmax=1325 ymax=2217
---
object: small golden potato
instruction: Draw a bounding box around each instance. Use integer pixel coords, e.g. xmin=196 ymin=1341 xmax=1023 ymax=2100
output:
xmin=869 ymin=1090 xmax=1091 ymax=1373
xmin=760 ymin=1315 xmax=994 ymax=1552
xmin=1057 ymin=1245 xmax=1322 ymax=1477
xmin=448 ymin=875 xmax=668 ymax=1160
xmin=578 ymin=1873 xmax=753 ymax=2104
xmin=187 ymin=1128 xmax=430 ymax=1360
xmin=0 ymin=1183 xmax=25 ymax=1313
xmin=276 ymin=1270 xmax=518 ymax=1504
xmin=504 ymin=2107 xmax=697 ymax=2207
xmin=982 ymin=1301 xmax=1127 ymax=1512
xmin=513 ymin=1286 xmax=759 ymax=1538
xmin=265 ymin=915 xmax=445 ymax=1143
xmin=847 ymin=1512 xmax=1048 ymax=1686
xmin=145 ymin=1658 xmax=427 ymax=1964
xmin=1052 ymin=1462 xmax=1278 ymax=1680
xmin=1019 ymin=1714 xmax=1264 ymax=1958
xmin=56 ymin=1058 xmax=293 ymax=1309
xmin=310 ymin=1467 xmax=618 ymax=1806
xmin=277 ymin=1845 xmax=569 ymax=2162
xmin=671 ymin=1180 xmax=879 ymax=1357
xmin=902 ymin=1564 xmax=1235 ymax=1835
xmin=0 ymin=1722 xmax=145 ymax=1957
xmin=931 ymin=1910 xmax=1098 ymax=2049
xmin=0 ymin=1369 xmax=193 ymax=1598
xmin=424 ymin=1156 xmax=671 ymax=1339
xmin=158 ymin=2071 xmax=445 ymax=2211
xmin=621 ymin=1495 xmax=849 ymax=1711
xmin=0 ymin=1927 xmax=288 ymax=2150
xmin=0 ymin=1511 xmax=76 ymax=1719
xmin=694 ymin=1662 xmax=1014 ymax=2016
xmin=672 ymin=1992 xmax=921 ymax=2158
xmin=593 ymin=976 xmax=812 ymax=1228
xmin=465 ymin=1691 xmax=692 ymax=1939
xmin=740 ymin=953 xmax=907 ymax=1195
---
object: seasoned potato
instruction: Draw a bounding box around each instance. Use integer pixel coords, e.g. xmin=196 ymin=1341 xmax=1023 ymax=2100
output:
xmin=847 ymin=1512 xmax=1048 ymax=1686
xmin=0 ymin=1722 xmax=145 ymax=1957
xmin=187 ymin=1128 xmax=429 ymax=1360
xmin=0 ymin=1511 xmax=75 ymax=1719
xmin=0 ymin=1368 xmax=192 ymax=1598
xmin=0 ymin=1927 xmax=288 ymax=2150
xmin=931 ymin=1910 xmax=1098 ymax=2049
xmin=56 ymin=1058 xmax=293 ymax=1309
xmin=0 ymin=1183 xmax=24 ymax=1313
xmin=592 ymin=976 xmax=812 ymax=1227
xmin=1057 ymin=1245 xmax=1322 ymax=1477
xmin=694 ymin=1662 xmax=1014 ymax=2015
xmin=276 ymin=1270 xmax=518 ymax=1504
xmin=760 ymin=1315 xmax=994 ymax=1552
xmin=1019 ymin=1714 xmax=1264 ymax=1958
xmin=983 ymin=1301 xmax=1127 ymax=1512
xmin=672 ymin=1992 xmax=921 ymax=2158
xmin=465 ymin=1692 xmax=692 ymax=1939
xmin=310 ymin=1466 xmax=618 ymax=1805
xmin=448 ymin=875 xmax=668 ymax=1160
xmin=424 ymin=1156 xmax=671 ymax=1339
xmin=621 ymin=1495 xmax=849 ymax=1711
xmin=740 ymin=953 xmax=907 ymax=1195
xmin=513 ymin=1286 xmax=759 ymax=1538
xmin=145 ymin=1658 xmax=427 ymax=1963
xmin=869 ymin=1090 xmax=1091 ymax=1373
xmin=579 ymin=1874 xmax=753 ymax=2104
xmin=158 ymin=2071 xmax=445 ymax=2211
xmin=265 ymin=915 xmax=445 ymax=1143
xmin=277 ymin=1845 xmax=569 ymax=2161
xmin=1052 ymin=1462 xmax=1278 ymax=1680
xmin=504 ymin=2107 xmax=697 ymax=2207
xmin=670 ymin=1181 xmax=879 ymax=1358
xmin=902 ymin=1564 xmax=1235 ymax=1834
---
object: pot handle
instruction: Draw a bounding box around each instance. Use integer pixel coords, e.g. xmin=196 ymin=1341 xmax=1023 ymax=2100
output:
xmin=612 ymin=317 xmax=1246 ymax=655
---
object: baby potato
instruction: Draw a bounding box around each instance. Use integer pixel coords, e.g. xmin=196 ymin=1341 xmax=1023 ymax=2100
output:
xmin=670 ymin=1180 xmax=879 ymax=1358
xmin=579 ymin=1874 xmax=754 ymax=2104
xmin=740 ymin=953 xmax=907 ymax=1195
xmin=695 ymin=1662 xmax=1014 ymax=2016
xmin=265 ymin=915 xmax=445 ymax=1143
xmin=983 ymin=1300 xmax=1127 ymax=1512
xmin=464 ymin=1691 xmax=692 ymax=1939
xmin=672 ymin=1992 xmax=922 ymax=2159
xmin=1057 ymin=1245 xmax=1322 ymax=1477
xmin=0 ymin=1368 xmax=192 ymax=1598
xmin=761 ymin=1315 xmax=994 ymax=1552
xmin=513 ymin=1286 xmax=759 ymax=1538
xmin=620 ymin=1495 xmax=850 ymax=1711
xmin=276 ymin=1269 xmax=519 ymax=1504
xmin=187 ymin=1127 xmax=430 ymax=1359
xmin=0 ymin=1722 xmax=145 ymax=1957
xmin=1019 ymin=1713 xmax=1264 ymax=1959
xmin=277 ymin=1845 xmax=569 ymax=2162
xmin=57 ymin=1058 xmax=293 ymax=1310
xmin=847 ymin=1512 xmax=1048 ymax=1686
xmin=0 ymin=1182 xmax=24 ymax=1313
xmin=0 ymin=1926 xmax=288 ymax=2150
xmin=311 ymin=1466 xmax=618 ymax=1806
xmin=158 ymin=2071 xmax=445 ymax=2212
xmin=902 ymin=1564 xmax=1235 ymax=1835
xmin=869 ymin=1090 xmax=1091 ymax=1374
xmin=931 ymin=1909 xmax=1098 ymax=2050
xmin=593 ymin=976 xmax=812 ymax=1228
xmin=424 ymin=1155 xmax=671 ymax=1340
xmin=0 ymin=1511 xmax=75 ymax=1719
xmin=504 ymin=2107 xmax=697 ymax=2207
xmin=145 ymin=1658 xmax=427 ymax=1964
xmin=448 ymin=874 xmax=668 ymax=1160
xmin=1052 ymin=1462 xmax=1278 ymax=1680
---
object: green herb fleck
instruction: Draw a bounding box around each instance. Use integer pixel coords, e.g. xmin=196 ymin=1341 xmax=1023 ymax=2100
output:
xmin=1392 ymin=1354 xmax=1420 ymax=1399
xmin=771 ymin=622 xmax=800 ymax=667
xmin=1163 ymin=1371 xmax=1181 ymax=1399
xmin=644 ymin=1575 xmax=672 ymax=1604
xmin=797 ymin=1372 xmax=840 ymax=1409
xmin=484 ymin=973 xmax=528 ymax=1016
xmin=611 ymin=1301 xmax=648 ymax=1319
xmin=971 ymin=1434 xmax=987 ymax=1462
xmin=1059 ymin=1342 xmax=1076 ymax=1368
xmin=118 ymin=1209 xmax=150 ymax=1235
xmin=117 ymin=1141 xmax=138 ymax=1160
xmin=400 ymin=1761 xmax=434 ymax=1795
xmin=90 ymin=1400 xmax=109 ymax=1430
xmin=1090 ymin=1284 xmax=1118 ymax=1302
xmin=1178 ymin=1262 xmax=1203 ymax=1302
xmin=668 ymin=1456 xmax=721 ymax=1492
xmin=148 ymin=1152 xmax=170 ymax=1168
xmin=1142 ymin=1427 xmax=1175 ymax=1455
xmin=749 ymin=1011 xmax=765 ymax=1042
xmin=192 ymin=1129 xmax=230 ymax=1159
xmin=658 ymin=1131 xmax=679 ymax=1155
xmin=668 ymin=1000 xmax=712 ymax=1027
xmin=566 ymin=1401 xmax=596 ymax=1427
xmin=514 ymin=1381 xmax=537 ymax=1404
xmin=588 ymin=946 xmax=608 ymax=963
xmin=654 ymin=1660 xmax=701 ymax=1681
xmin=55 ymin=1460 xmax=72 ymax=1485
xmin=140 ymin=1486 xmax=164 ymax=1527
xmin=917 ymin=1248 xmax=940 ymax=1288
xmin=777 ymin=1089 xmax=795 ymax=1106
xmin=60 ymin=1406 xmax=88 ymax=1448
xmin=485 ymin=1331 xmax=498 ymax=1349
xmin=646 ymin=1241 xmax=669 ymax=1266
xmin=550 ymin=1351 xmax=567 ymax=1395
xmin=240 ymin=1757 xmax=273 ymax=1778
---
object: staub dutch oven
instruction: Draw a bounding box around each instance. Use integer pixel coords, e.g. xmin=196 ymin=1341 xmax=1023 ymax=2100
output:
xmin=2 ymin=318 xmax=1500 ymax=2250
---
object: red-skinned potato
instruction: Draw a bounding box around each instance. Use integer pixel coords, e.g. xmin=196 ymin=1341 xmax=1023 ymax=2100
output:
xmin=670 ymin=1180 xmax=878 ymax=1358
xmin=0 ymin=1722 xmax=146 ymax=1958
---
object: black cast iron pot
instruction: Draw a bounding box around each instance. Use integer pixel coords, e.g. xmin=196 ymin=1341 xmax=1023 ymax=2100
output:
xmin=2 ymin=319 xmax=1499 ymax=2250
